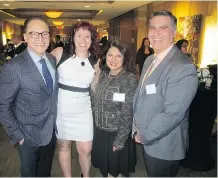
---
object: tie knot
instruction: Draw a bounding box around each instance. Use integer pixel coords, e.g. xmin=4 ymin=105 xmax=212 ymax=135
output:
xmin=152 ymin=56 xmax=158 ymax=65
xmin=39 ymin=58 xmax=46 ymax=64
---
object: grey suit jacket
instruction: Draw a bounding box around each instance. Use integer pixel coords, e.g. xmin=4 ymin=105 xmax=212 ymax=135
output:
xmin=0 ymin=49 xmax=58 ymax=146
xmin=133 ymin=45 xmax=198 ymax=160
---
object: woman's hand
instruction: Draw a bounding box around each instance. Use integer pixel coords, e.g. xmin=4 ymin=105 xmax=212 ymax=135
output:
xmin=113 ymin=146 xmax=118 ymax=152
xmin=134 ymin=133 xmax=142 ymax=143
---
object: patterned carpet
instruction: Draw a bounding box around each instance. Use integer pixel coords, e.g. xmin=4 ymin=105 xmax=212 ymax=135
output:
xmin=0 ymin=124 xmax=216 ymax=177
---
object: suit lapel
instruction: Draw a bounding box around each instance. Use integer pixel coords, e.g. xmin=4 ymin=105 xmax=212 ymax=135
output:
xmin=137 ymin=45 xmax=178 ymax=100
xmin=134 ymin=55 xmax=154 ymax=105
xmin=21 ymin=50 xmax=49 ymax=93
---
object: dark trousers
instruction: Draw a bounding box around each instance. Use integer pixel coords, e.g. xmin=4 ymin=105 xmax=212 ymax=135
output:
xmin=17 ymin=132 xmax=56 ymax=177
xmin=143 ymin=150 xmax=180 ymax=177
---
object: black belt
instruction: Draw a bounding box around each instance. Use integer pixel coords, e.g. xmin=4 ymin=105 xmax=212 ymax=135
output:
xmin=58 ymin=83 xmax=90 ymax=92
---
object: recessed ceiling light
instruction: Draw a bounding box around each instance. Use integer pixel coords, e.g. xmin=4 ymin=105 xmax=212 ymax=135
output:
xmin=77 ymin=19 xmax=81 ymax=21
xmin=4 ymin=4 xmax=10 ymax=6
xmin=85 ymin=5 xmax=90 ymax=8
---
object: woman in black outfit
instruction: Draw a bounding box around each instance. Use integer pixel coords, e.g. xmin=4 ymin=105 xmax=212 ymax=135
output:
xmin=91 ymin=40 xmax=137 ymax=177
xmin=136 ymin=38 xmax=154 ymax=80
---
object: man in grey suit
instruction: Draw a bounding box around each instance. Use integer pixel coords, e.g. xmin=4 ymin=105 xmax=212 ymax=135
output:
xmin=133 ymin=11 xmax=198 ymax=177
xmin=0 ymin=17 xmax=58 ymax=177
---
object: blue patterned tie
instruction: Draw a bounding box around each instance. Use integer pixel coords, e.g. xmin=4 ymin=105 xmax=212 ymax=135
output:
xmin=39 ymin=58 xmax=53 ymax=93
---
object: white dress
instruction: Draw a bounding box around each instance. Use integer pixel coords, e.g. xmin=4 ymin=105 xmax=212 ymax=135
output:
xmin=56 ymin=56 xmax=95 ymax=141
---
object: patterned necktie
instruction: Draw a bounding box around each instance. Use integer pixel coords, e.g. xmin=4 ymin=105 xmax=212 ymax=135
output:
xmin=140 ymin=56 xmax=157 ymax=93
xmin=144 ymin=56 xmax=157 ymax=80
xmin=39 ymin=58 xmax=53 ymax=93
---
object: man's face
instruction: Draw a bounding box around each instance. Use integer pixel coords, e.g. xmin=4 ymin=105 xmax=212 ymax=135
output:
xmin=148 ymin=16 xmax=176 ymax=54
xmin=23 ymin=19 xmax=50 ymax=56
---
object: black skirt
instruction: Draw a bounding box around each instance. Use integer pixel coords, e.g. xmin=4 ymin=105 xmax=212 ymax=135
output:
xmin=91 ymin=127 xmax=136 ymax=177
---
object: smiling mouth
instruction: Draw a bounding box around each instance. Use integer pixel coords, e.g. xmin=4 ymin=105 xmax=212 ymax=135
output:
xmin=80 ymin=44 xmax=86 ymax=47
xmin=35 ymin=43 xmax=46 ymax=46
xmin=153 ymin=39 xmax=162 ymax=41
xmin=109 ymin=63 xmax=117 ymax=66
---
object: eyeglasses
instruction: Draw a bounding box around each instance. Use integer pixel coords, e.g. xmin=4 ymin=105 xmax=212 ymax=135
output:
xmin=182 ymin=45 xmax=188 ymax=48
xmin=27 ymin=31 xmax=50 ymax=39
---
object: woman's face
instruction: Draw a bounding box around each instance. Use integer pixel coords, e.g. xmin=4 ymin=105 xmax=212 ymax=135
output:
xmin=144 ymin=39 xmax=150 ymax=47
xmin=74 ymin=28 xmax=91 ymax=55
xmin=181 ymin=42 xmax=188 ymax=54
xmin=106 ymin=46 xmax=123 ymax=75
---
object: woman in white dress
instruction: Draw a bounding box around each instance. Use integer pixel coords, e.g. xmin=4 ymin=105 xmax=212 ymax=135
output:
xmin=51 ymin=21 xmax=99 ymax=177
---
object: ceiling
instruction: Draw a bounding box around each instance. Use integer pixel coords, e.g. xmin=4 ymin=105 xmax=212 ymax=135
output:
xmin=0 ymin=0 xmax=152 ymax=27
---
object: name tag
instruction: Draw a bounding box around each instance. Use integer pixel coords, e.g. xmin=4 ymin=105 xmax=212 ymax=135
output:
xmin=146 ymin=84 xmax=156 ymax=95
xmin=113 ymin=93 xmax=125 ymax=102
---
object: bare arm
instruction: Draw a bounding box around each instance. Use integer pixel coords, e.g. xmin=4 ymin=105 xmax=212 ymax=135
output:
xmin=91 ymin=59 xmax=101 ymax=92
xmin=50 ymin=47 xmax=63 ymax=64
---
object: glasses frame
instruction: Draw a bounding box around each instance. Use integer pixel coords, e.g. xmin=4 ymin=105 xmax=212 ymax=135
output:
xmin=27 ymin=31 xmax=50 ymax=39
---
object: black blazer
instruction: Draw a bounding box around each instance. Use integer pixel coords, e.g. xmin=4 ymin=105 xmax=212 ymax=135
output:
xmin=14 ymin=42 xmax=27 ymax=56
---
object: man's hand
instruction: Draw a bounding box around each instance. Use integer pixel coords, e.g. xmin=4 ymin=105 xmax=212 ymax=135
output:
xmin=134 ymin=133 xmax=142 ymax=143
xmin=19 ymin=138 xmax=24 ymax=145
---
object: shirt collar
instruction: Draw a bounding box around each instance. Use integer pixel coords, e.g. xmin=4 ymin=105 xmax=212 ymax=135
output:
xmin=155 ymin=43 xmax=174 ymax=61
xmin=27 ymin=47 xmax=47 ymax=63
xmin=15 ymin=41 xmax=23 ymax=48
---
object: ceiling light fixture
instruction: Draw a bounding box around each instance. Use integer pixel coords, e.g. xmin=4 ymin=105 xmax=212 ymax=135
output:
xmin=85 ymin=5 xmax=90 ymax=8
xmin=0 ymin=10 xmax=16 ymax=18
xmin=56 ymin=25 xmax=64 ymax=30
xmin=44 ymin=11 xmax=63 ymax=18
xmin=52 ymin=20 xmax=64 ymax=26
xmin=96 ymin=10 xmax=103 ymax=15
xmin=4 ymin=4 xmax=10 ymax=6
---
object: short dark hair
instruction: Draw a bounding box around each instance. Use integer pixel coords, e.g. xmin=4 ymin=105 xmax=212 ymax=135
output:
xmin=100 ymin=40 xmax=134 ymax=73
xmin=66 ymin=21 xmax=99 ymax=59
xmin=55 ymin=35 xmax=61 ymax=40
xmin=149 ymin=10 xmax=177 ymax=30
xmin=23 ymin=16 xmax=50 ymax=32
xmin=12 ymin=34 xmax=22 ymax=40
xmin=176 ymin=39 xmax=189 ymax=50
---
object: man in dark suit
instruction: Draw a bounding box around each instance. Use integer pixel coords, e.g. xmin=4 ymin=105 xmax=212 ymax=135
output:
xmin=0 ymin=16 xmax=58 ymax=177
xmin=132 ymin=11 xmax=198 ymax=177
xmin=11 ymin=34 xmax=27 ymax=56
xmin=54 ymin=35 xmax=64 ymax=48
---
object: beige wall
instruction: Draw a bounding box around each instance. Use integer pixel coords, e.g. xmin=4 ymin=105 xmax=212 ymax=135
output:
xmin=145 ymin=1 xmax=217 ymax=65
xmin=135 ymin=5 xmax=148 ymax=51
xmin=1 ymin=20 xmax=22 ymax=45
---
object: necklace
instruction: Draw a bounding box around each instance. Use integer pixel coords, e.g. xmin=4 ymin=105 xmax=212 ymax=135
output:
xmin=81 ymin=61 xmax=85 ymax=66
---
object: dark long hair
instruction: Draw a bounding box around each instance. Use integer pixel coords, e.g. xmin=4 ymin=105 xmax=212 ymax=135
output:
xmin=65 ymin=21 xmax=99 ymax=60
xmin=138 ymin=37 xmax=154 ymax=54
xmin=140 ymin=37 xmax=150 ymax=49
xmin=100 ymin=40 xmax=135 ymax=73
xmin=176 ymin=39 xmax=189 ymax=50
